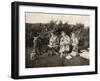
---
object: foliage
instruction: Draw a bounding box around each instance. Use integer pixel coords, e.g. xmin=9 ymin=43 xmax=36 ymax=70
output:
xmin=26 ymin=20 xmax=89 ymax=50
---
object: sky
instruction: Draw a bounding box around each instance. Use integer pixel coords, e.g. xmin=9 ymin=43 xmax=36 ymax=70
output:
xmin=25 ymin=12 xmax=90 ymax=27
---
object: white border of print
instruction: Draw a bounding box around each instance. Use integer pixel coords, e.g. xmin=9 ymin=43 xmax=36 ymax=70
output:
xmin=19 ymin=5 xmax=95 ymax=76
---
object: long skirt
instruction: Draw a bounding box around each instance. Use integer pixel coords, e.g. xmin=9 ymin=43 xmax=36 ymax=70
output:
xmin=59 ymin=45 xmax=69 ymax=53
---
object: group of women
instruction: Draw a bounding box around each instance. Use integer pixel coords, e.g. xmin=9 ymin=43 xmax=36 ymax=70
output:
xmin=48 ymin=31 xmax=79 ymax=59
xmin=31 ymin=30 xmax=79 ymax=60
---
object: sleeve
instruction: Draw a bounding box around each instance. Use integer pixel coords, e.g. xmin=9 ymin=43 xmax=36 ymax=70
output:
xmin=49 ymin=37 xmax=53 ymax=46
xmin=56 ymin=37 xmax=60 ymax=45
xmin=67 ymin=36 xmax=70 ymax=43
xmin=65 ymin=36 xmax=70 ymax=44
xmin=75 ymin=38 xmax=78 ymax=45
xmin=60 ymin=38 xmax=64 ymax=45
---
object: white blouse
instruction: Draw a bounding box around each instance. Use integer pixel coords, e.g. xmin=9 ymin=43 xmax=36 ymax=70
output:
xmin=60 ymin=35 xmax=70 ymax=46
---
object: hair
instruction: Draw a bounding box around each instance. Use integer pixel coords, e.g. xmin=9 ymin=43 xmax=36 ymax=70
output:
xmin=71 ymin=32 xmax=78 ymax=39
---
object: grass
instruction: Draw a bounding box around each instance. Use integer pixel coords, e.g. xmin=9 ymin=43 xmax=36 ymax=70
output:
xmin=25 ymin=47 xmax=89 ymax=68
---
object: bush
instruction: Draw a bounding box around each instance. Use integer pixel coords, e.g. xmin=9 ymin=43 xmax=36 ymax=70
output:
xmin=26 ymin=20 xmax=89 ymax=50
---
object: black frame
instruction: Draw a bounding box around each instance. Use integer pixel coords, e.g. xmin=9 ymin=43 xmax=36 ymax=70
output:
xmin=11 ymin=1 xmax=98 ymax=79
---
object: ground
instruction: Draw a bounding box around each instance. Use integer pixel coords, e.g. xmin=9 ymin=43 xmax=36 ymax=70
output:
xmin=26 ymin=47 xmax=89 ymax=68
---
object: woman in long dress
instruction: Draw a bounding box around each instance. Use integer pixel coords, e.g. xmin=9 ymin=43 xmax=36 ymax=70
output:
xmin=70 ymin=32 xmax=79 ymax=56
xmin=59 ymin=31 xmax=71 ymax=58
xmin=48 ymin=31 xmax=59 ymax=55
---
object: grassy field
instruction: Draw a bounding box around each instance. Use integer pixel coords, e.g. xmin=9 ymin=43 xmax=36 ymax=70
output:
xmin=25 ymin=47 xmax=89 ymax=68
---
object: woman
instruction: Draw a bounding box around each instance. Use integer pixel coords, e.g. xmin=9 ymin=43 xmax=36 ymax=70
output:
xmin=33 ymin=34 xmax=43 ymax=55
xmin=48 ymin=31 xmax=59 ymax=55
xmin=70 ymin=32 xmax=79 ymax=56
xmin=59 ymin=31 xmax=71 ymax=59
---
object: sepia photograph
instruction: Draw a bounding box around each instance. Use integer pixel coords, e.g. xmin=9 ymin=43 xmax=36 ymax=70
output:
xmin=11 ymin=2 xmax=97 ymax=79
xmin=25 ymin=12 xmax=90 ymax=68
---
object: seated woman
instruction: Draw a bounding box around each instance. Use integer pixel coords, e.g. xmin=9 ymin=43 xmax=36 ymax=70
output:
xmin=70 ymin=32 xmax=79 ymax=57
xmin=48 ymin=31 xmax=59 ymax=55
